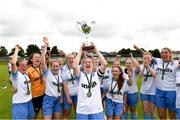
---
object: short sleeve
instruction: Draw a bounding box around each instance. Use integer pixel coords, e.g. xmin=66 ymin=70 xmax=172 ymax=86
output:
xmin=97 ymin=69 xmax=105 ymax=78
xmin=103 ymin=77 xmax=111 ymax=90
xmin=43 ymin=68 xmax=49 ymax=78
xmin=153 ymin=57 xmax=161 ymax=64
xmin=61 ymin=69 xmax=68 ymax=81
xmin=75 ymin=72 xmax=81 ymax=81
xmin=123 ymin=72 xmax=129 ymax=82
xmin=10 ymin=71 xmax=18 ymax=81
xmin=124 ymin=81 xmax=128 ymax=94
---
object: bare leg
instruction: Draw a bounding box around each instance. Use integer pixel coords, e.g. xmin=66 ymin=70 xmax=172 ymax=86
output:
xmin=107 ymin=116 xmax=112 ymax=120
xmin=63 ymin=109 xmax=70 ymax=120
xmin=73 ymin=104 xmax=77 ymax=113
xmin=168 ymin=110 xmax=176 ymax=120
xmin=157 ymin=108 xmax=166 ymax=119
xmin=130 ymin=106 xmax=138 ymax=119
xmin=44 ymin=115 xmax=52 ymax=120
xmin=149 ymin=102 xmax=156 ymax=119
xmin=114 ymin=115 xmax=120 ymax=120
xmin=142 ymin=100 xmax=149 ymax=119
xmin=53 ymin=112 xmax=60 ymax=119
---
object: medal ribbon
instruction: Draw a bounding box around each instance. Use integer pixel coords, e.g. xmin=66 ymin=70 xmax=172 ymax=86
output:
xmin=84 ymin=72 xmax=93 ymax=96
xmin=161 ymin=62 xmax=170 ymax=80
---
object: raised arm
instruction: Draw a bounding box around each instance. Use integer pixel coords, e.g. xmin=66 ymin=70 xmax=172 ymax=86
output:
xmin=43 ymin=36 xmax=50 ymax=53
xmin=130 ymin=53 xmax=140 ymax=73
xmin=72 ymin=44 xmax=83 ymax=77
xmin=43 ymin=36 xmax=51 ymax=66
xmin=11 ymin=45 xmax=20 ymax=73
xmin=127 ymin=68 xmax=133 ymax=86
xmin=41 ymin=45 xmax=47 ymax=71
xmin=134 ymin=44 xmax=146 ymax=54
xmin=93 ymin=44 xmax=107 ymax=73
xmin=43 ymin=36 xmax=50 ymax=49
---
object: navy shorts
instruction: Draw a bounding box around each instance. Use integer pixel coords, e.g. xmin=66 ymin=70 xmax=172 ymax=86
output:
xmin=32 ymin=94 xmax=44 ymax=113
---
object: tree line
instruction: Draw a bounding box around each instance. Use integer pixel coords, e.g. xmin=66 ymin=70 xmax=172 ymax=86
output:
xmin=0 ymin=45 xmax=161 ymax=58
xmin=0 ymin=45 xmax=60 ymax=57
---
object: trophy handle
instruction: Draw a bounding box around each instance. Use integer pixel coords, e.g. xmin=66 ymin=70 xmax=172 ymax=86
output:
xmin=76 ymin=22 xmax=83 ymax=32
xmin=90 ymin=21 xmax=96 ymax=32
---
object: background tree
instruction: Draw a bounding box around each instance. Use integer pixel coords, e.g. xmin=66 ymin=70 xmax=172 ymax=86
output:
xmin=0 ymin=46 xmax=8 ymax=57
xmin=118 ymin=48 xmax=130 ymax=54
xmin=148 ymin=49 xmax=160 ymax=58
xmin=51 ymin=46 xmax=59 ymax=54
xmin=132 ymin=50 xmax=142 ymax=57
xmin=9 ymin=47 xmax=25 ymax=57
xmin=26 ymin=44 xmax=40 ymax=56
xmin=118 ymin=48 xmax=131 ymax=57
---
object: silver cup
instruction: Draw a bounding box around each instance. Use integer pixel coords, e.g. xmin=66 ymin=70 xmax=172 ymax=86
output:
xmin=77 ymin=21 xmax=96 ymax=51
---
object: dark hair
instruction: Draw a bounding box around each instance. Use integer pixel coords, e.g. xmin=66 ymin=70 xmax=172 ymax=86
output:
xmin=27 ymin=53 xmax=40 ymax=65
xmin=112 ymin=66 xmax=124 ymax=89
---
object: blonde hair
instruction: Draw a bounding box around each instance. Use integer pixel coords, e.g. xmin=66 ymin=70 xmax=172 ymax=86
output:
xmin=143 ymin=52 xmax=152 ymax=57
xmin=66 ymin=53 xmax=76 ymax=61
xmin=82 ymin=56 xmax=93 ymax=64
xmin=50 ymin=60 xmax=60 ymax=67
xmin=161 ymin=47 xmax=173 ymax=61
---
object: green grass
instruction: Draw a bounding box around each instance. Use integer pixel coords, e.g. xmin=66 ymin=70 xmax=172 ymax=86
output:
xmin=0 ymin=62 xmax=76 ymax=119
xmin=0 ymin=62 xmax=12 ymax=119
xmin=0 ymin=61 xmax=156 ymax=119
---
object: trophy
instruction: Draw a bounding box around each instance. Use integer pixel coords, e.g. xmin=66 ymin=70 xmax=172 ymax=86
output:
xmin=76 ymin=21 xmax=96 ymax=51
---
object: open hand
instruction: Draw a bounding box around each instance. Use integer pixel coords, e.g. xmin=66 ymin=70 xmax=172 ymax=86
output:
xmin=43 ymin=36 xmax=49 ymax=46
